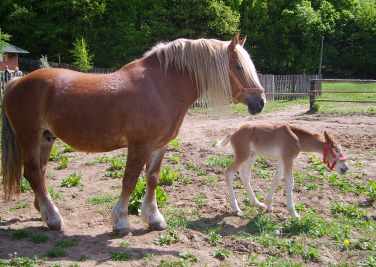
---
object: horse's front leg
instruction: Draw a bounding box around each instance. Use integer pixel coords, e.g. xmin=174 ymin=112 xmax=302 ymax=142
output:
xmin=141 ymin=145 xmax=168 ymax=230
xmin=112 ymin=145 xmax=152 ymax=234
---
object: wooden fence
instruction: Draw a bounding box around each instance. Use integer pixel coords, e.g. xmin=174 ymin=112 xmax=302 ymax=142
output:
xmin=309 ymin=79 xmax=376 ymax=112
xmin=191 ymin=74 xmax=323 ymax=108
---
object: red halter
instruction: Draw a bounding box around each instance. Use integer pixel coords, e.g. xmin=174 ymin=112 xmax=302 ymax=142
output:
xmin=228 ymin=68 xmax=264 ymax=104
xmin=323 ymin=140 xmax=346 ymax=170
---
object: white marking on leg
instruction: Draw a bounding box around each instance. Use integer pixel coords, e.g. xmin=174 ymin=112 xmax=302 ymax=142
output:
xmin=141 ymin=146 xmax=167 ymax=229
xmin=112 ymin=194 xmax=131 ymax=232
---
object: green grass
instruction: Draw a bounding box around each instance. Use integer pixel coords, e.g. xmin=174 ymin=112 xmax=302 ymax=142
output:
xmin=207 ymin=155 xmax=233 ymax=168
xmin=29 ymin=234 xmax=49 ymax=243
xmin=85 ymin=193 xmax=119 ymax=205
xmin=43 ymin=247 xmax=67 ymax=258
xmin=55 ymin=237 xmax=79 ymax=247
xmin=6 ymin=201 xmax=30 ymax=212
xmin=12 ymin=229 xmax=32 ymax=239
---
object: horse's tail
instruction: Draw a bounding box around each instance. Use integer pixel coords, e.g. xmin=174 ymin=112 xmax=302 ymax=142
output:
xmin=2 ymin=78 xmax=23 ymax=202
xmin=217 ymin=133 xmax=232 ymax=147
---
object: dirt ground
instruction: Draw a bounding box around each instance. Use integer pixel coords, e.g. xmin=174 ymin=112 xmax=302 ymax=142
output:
xmin=0 ymin=105 xmax=375 ymax=266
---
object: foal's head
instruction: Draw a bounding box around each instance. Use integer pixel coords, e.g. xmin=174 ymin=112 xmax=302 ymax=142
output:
xmin=323 ymin=132 xmax=348 ymax=174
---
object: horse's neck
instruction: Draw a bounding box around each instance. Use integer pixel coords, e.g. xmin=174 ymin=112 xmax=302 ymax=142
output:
xmin=295 ymin=131 xmax=325 ymax=155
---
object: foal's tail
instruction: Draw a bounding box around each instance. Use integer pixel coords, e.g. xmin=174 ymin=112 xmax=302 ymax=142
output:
xmin=217 ymin=133 xmax=232 ymax=147
xmin=2 ymin=79 xmax=23 ymax=202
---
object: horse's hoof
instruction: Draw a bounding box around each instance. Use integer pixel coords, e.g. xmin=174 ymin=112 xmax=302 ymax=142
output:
xmin=236 ymin=211 xmax=243 ymax=216
xmin=149 ymin=221 xmax=167 ymax=231
xmin=112 ymin=228 xmax=131 ymax=236
xmin=47 ymin=220 xmax=64 ymax=231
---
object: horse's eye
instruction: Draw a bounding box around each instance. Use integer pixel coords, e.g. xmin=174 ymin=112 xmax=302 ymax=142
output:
xmin=236 ymin=66 xmax=243 ymax=71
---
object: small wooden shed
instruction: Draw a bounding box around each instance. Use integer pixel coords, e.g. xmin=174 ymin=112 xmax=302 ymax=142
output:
xmin=0 ymin=42 xmax=29 ymax=72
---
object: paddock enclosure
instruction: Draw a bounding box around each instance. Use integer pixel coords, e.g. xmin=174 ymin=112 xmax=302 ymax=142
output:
xmin=0 ymin=105 xmax=375 ymax=266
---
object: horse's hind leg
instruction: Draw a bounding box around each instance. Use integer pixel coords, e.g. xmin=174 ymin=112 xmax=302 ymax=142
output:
xmin=22 ymin=136 xmax=63 ymax=230
xmin=112 ymin=144 xmax=152 ymax=234
xmin=141 ymin=145 xmax=168 ymax=230
xmin=239 ymin=155 xmax=266 ymax=210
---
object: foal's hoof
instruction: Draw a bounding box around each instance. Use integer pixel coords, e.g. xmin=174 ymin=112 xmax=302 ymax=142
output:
xmin=149 ymin=221 xmax=167 ymax=231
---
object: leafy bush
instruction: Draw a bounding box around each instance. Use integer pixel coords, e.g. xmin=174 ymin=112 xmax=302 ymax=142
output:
xmin=128 ymin=175 xmax=167 ymax=215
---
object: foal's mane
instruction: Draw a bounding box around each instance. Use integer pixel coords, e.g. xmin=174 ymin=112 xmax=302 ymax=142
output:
xmin=144 ymin=38 xmax=262 ymax=111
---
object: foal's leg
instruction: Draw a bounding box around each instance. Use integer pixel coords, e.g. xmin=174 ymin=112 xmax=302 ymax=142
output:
xmin=265 ymin=161 xmax=284 ymax=214
xmin=283 ymin=158 xmax=300 ymax=219
xmin=239 ymin=155 xmax=267 ymax=211
xmin=141 ymin=145 xmax=168 ymax=230
xmin=225 ymin=160 xmax=243 ymax=215
xmin=22 ymin=137 xmax=63 ymax=230
xmin=112 ymin=145 xmax=152 ymax=234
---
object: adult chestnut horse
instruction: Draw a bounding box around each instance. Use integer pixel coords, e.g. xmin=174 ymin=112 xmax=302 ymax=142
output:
xmin=2 ymin=33 xmax=265 ymax=234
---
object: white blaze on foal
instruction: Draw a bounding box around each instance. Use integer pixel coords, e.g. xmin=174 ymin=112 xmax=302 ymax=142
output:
xmin=218 ymin=123 xmax=348 ymax=219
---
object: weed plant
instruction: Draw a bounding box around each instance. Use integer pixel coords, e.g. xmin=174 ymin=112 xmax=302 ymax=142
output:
xmin=207 ymin=155 xmax=233 ymax=168
xmin=169 ymin=138 xmax=183 ymax=150
xmin=61 ymin=173 xmax=83 ymax=187
xmin=159 ymin=166 xmax=180 ymax=185
xmin=12 ymin=229 xmax=32 ymax=239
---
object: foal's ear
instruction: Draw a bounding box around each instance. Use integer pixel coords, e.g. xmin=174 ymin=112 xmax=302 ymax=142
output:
xmin=229 ymin=32 xmax=240 ymax=51
xmin=324 ymin=131 xmax=333 ymax=144
xmin=239 ymin=35 xmax=247 ymax=47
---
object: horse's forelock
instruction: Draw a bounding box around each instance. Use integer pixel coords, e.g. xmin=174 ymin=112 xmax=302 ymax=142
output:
xmin=235 ymin=45 xmax=263 ymax=89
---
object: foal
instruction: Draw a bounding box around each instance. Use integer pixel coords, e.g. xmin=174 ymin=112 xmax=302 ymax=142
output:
xmin=218 ymin=123 xmax=348 ymax=219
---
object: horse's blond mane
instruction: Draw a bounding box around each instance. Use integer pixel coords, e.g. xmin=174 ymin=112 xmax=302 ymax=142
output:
xmin=144 ymin=38 xmax=262 ymax=111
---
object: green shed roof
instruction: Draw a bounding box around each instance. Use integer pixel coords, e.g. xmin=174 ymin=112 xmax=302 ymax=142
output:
xmin=2 ymin=43 xmax=29 ymax=54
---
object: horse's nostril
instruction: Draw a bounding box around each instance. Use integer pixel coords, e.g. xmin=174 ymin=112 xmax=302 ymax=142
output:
xmin=260 ymin=98 xmax=265 ymax=108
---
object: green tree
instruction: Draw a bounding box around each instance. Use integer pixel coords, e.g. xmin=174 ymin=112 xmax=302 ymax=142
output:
xmin=0 ymin=28 xmax=11 ymax=53
xmin=71 ymin=37 xmax=94 ymax=72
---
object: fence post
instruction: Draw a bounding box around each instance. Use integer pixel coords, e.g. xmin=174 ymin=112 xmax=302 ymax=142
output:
xmin=309 ymin=80 xmax=316 ymax=112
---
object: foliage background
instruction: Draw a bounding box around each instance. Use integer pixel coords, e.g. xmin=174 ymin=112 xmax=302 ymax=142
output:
xmin=0 ymin=0 xmax=375 ymax=78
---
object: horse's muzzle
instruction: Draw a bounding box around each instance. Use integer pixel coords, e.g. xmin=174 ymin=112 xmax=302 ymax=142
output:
xmin=248 ymin=98 xmax=265 ymax=115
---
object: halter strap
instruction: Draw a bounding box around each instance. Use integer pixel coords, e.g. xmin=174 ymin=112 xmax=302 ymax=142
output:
xmin=323 ymin=140 xmax=346 ymax=170
xmin=228 ymin=68 xmax=264 ymax=104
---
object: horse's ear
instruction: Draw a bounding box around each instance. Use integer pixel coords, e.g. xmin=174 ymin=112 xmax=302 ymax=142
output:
xmin=239 ymin=35 xmax=247 ymax=47
xmin=229 ymin=32 xmax=240 ymax=51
